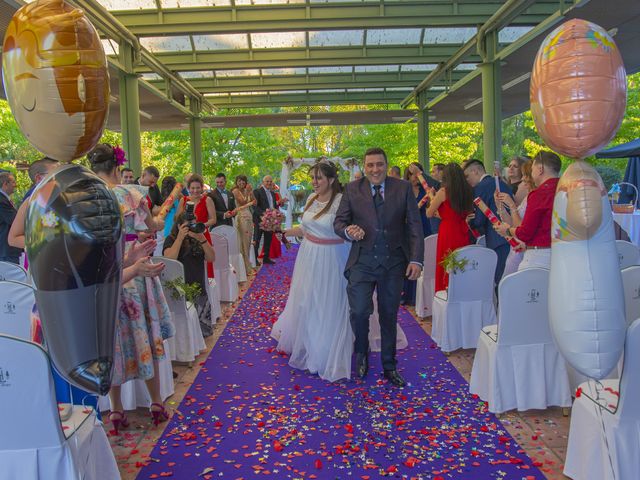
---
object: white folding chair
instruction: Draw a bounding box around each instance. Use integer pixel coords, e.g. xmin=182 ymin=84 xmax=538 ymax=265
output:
xmin=0 ymin=334 xmax=119 ymax=480
xmin=0 ymin=280 xmax=35 ymax=340
xmin=0 ymin=261 xmax=28 ymax=282
xmin=564 ymin=319 xmax=640 ymax=480
xmin=616 ymin=239 xmax=640 ymax=269
xmin=431 ymin=246 xmax=497 ymax=352
xmin=469 ymin=268 xmax=571 ymax=413
xmin=213 ymin=225 xmax=247 ymax=283
xmin=415 ymin=234 xmax=438 ymax=318
xmin=155 ymin=257 xmax=206 ymax=363
xmin=211 ymin=232 xmax=239 ymax=302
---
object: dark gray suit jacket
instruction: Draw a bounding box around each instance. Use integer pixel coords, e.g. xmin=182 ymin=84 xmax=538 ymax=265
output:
xmin=333 ymin=176 xmax=424 ymax=271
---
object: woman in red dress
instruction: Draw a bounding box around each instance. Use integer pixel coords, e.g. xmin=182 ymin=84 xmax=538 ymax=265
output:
xmin=427 ymin=163 xmax=474 ymax=292
xmin=176 ymin=174 xmax=217 ymax=277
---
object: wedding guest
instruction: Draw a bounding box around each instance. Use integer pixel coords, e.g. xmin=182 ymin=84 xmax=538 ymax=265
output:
xmin=89 ymin=144 xmax=172 ymax=433
xmin=176 ymin=174 xmax=217 ymax=290
xmin=260 ymin=184 xmax=286 ymax=260
xmin=430 ymin=163 xmax=445 ymax=183
xmin=507 ymin=156 xmax=531 ymax=206
xmin=160 ymin=176 xmax=182 ymax=240
xmin=0 ymin=172 xmax=21 ymax=264
xmin=253 ymin=175 xmax=278 ymax=265
xmin=464 ymin=159 xmax=513 ymax=286
xmin=231 ymin=174 xmax=255 ymax=275
xmin=494 ymin=151 xmax=561 ymax=270
xmin=22 ymin=157 xmax=59 ymax=202
xmin=209 ymin=173 xmax=236 ymax=227
xmin=497 ymin=159 xmax=534 ymax=277
xmin=401 ymin=162 xmax=433 ymax=305
xmin=427 ymin=163 xmax=473 ymax=292
xmin=138 ymin=166 xmax=162 ymax=214
xmin=163 ymin=212 xmax=215 ymax=337
xmin=121 ymin=167 xmax=135 ymax=185
xmin=388 ymin=166 xmax=402 ymax=178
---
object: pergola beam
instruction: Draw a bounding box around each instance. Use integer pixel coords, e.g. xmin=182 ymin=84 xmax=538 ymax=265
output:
xmin=112 ymin=1 xmax=560 ymax=36
xmin=132 ymin=46 xmax=482 ymax=73
xmin=146 ymin=71 xmax=468 ymax=94
xmin=205 ymin=90 xmax=427 ymax=109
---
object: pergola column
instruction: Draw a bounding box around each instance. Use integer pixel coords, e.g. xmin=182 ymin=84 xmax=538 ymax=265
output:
xmin=479 ymin=30 xmax=502 ymax=173
xmin=118 ymin=41 xmax=142 ymax=175
xmin=189 ymin=100 xmax=203 ymax=175
xmin=417 ymin=92 xmax=430 ymax=172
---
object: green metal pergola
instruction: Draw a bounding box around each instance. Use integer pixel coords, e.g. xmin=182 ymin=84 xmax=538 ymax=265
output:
xmin=2 ymin=0 xmax=640 ymax=175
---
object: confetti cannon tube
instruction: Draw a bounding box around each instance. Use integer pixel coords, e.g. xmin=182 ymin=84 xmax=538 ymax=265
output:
xmin=156 ymin=183 xmax=182 ymax=220
xmin=473 ymin=197 xmax=520 ymax=248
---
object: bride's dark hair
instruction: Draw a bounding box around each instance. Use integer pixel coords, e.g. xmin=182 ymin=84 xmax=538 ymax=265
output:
xmin=304 ymin=161 xmax=342 ymax=219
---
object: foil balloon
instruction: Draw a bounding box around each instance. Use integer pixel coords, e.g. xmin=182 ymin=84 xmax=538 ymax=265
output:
xmin=549 ymin=162 xmax=626 ymax=379
xmin=530 ymin=19 xmax=627 ymax=159
xmin=26 ymin=164 xmax=122 ymax=395
xmin=2 ymin=0 xmax=109 ymax=161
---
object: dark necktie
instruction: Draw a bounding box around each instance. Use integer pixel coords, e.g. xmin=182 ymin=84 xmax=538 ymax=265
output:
xmin=373 ymin=185 xmax=383 ymax=210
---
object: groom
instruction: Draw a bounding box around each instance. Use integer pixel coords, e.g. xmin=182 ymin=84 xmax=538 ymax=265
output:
xmin=334 ymin=147 xmax=424 ymax=386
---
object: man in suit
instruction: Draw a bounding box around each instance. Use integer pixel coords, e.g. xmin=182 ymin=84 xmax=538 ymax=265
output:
xmin=209 ymin=173 xmax=236 ymax=227
xmin=0 ymin=172 xmax=22 ymax=264
xmin=334 ymin=147 xmax=424 ymax=387
xmin=253 ymin=175 xmax=277 ymax=265
xmin=463 ymin=159 xmax=513 ymax=286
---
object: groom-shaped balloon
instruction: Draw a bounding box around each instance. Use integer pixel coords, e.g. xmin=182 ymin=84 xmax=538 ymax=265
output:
xmin=334 ymin=148 xmax=424 ymax=386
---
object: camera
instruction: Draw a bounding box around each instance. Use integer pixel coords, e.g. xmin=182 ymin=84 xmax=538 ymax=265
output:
xmin=184 ymin=201 xmax=206 ymax=234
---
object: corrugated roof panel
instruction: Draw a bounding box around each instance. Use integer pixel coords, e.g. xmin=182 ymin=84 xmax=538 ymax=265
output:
xmin=140 ymin=36 xmax=193 ymax=53
xmin=423 ymin=27 xmax=476 ymax=44
xmin=192 ymin=34 xmax=249 ymax=50
xmin=251 ymin=31 xmax=306 ymax=48
xmin=308 ymin=30 xmax=364 ymax=47
xmin=366 ymin=28 xmax=423 ymax=46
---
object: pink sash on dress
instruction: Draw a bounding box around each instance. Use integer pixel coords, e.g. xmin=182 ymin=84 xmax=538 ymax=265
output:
xmin=304 ymin=232 xmax=344 ymax=245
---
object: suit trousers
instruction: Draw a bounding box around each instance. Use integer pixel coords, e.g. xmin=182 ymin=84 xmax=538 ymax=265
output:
xmin=346 ymin=255 xmax=405 ymax=371
xmin=253 ymin=224 xmax=273 ymax=261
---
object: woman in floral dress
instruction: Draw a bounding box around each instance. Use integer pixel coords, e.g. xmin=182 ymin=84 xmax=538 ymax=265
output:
xmin=89 ymin=144 xmax=173 ymax=432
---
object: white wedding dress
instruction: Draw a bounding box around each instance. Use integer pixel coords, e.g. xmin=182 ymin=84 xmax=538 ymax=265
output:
xmin=271 ymin=194 xmax=407 ymax=382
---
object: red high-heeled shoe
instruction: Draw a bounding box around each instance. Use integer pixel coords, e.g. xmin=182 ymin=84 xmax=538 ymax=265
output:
xmin=150 ymin=402 xmax=169 ymax=426
xmin=109 ymin=410 xmax=129 ymax=435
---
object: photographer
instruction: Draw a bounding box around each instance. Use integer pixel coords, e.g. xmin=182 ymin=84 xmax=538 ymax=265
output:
xmin=163 ymin=212 xmax=215 ymax=338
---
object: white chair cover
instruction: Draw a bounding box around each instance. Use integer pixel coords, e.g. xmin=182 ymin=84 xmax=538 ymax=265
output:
xmin=0 ymin=280 xmax=34 ymax=340
xmin=564 ymin=319 xmax=640 ymax=480
xmin=0 ymin=261 xmax=28 ymax=282
xmin=469 ymin=268 xmax=571 ymax=413
xmin=211 ymin=233 xmax=239 ymax=302
xmin=616 ymin=239 xmax=640 ymax=269
xmin=431 ymin=246 xmax=497 ymax=352
xmin=213 ymin=225 xmax=247 ymax=282
xmin=415 ymin=234 xmax=438 ymax=318
xmin=97 ymin=339 xmax=174 ymax=412
xmin=155 ymin=257 xmax=206 ymax=362
xmin=249 ymin=244 xmax=257 ymax=268
xmin=0 ymin=335 xmax=118 ymax=480
xmin=622 ymin=265 xmax=640 ymax=326
xmin=207 ymin=277 xmax=222 ymax=322
xmin=476 ymin=235 xmax=486 ymax=247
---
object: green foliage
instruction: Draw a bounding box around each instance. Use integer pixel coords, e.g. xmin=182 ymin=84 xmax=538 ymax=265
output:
xmin=162 ymin=278 xmax=202 ymax=304
xmin=594 ymin=166 xmax=623 ymax=191
xmin=440 ymin=249 xmax=468 ymax=275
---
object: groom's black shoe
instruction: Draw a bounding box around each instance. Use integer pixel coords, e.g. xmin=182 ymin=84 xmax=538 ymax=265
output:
xmin=383 ymin=369 xmax=407 ymax=387
xmin=356 ymin=353 xmax=368 ymax=378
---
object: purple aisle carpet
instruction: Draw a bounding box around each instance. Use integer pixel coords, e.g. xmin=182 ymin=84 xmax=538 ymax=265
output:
xmin=138 ymin=247 xmax=544 ymax=480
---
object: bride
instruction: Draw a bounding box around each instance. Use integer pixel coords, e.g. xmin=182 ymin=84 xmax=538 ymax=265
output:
xmin=271 ymin=161 xmax=406 ymax=382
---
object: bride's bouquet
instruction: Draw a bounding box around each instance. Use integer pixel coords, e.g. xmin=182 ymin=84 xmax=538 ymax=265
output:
xmin=259 ymin=208 xmax=291 ymax=249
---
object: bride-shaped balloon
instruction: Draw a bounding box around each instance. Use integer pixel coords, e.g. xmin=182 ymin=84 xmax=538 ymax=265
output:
xmin=549 ymin=162 xmax=626 ymax=379
xmin=531 ymin=19 xmax=627 ymax=379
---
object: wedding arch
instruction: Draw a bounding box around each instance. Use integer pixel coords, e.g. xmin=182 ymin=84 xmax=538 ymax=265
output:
xmin=278 ymin=155 xmax=360 ymax=228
